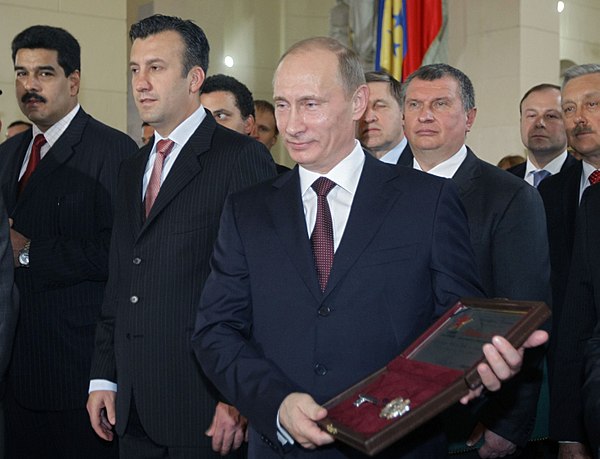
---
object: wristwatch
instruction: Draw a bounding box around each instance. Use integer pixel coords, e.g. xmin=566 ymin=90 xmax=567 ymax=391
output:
xmin=18 ymin=240 xmax=31 ymax=268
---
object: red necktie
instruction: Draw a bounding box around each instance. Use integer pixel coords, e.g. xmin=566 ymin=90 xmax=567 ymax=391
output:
xmin=19 ymin=133 xmax=46 ymax=194
xmin=589 ymin=170 xmax=600 ymax=186
xmin=145 ymin=139 xmax=175 ymax=217
xmin=311 ymin=177 xmax=336 ymax=292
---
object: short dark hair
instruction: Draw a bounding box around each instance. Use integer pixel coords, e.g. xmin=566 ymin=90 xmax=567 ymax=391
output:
xmin=12 ymin=25 xmax=80 ymax=76
xmin=401 ymin=63 xmax=475 ymax=112
xmin=202 ymin=74 xmax=255 ymax=119
xmin=278 ymin=37 xmax=365 ymax=98
xmin=129 ymin=14 xmax=209 ymax=77
xmin=562 ymin=63 xmax=600 ymax=89
xmin=7 ymin=120 xmax=32 ymax=130
xmin=365 ymin=71 xmax=402 ymax=107
xmin=254 ymin=99 xmax=278 ymax=135
xmin=519 ymin=83 xmax=561 ymax=114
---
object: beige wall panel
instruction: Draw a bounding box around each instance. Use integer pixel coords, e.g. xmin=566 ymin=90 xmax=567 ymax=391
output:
xmin=519 ymin=0 xmax=560 ymax=31
xmin=0 ymin=0 xmax=58 ymax=9
xmin=463 ymin=0 xmax=519 ymax=35
xmin=79 ymin=90 xmax=128 ymax=130
xmin=468 ymin=124 xmax=526 ymax=166
xmin=519 ymin=28 xmax=560 ymax=84
xmin=60 ymin=0 xmax=126 ymax=19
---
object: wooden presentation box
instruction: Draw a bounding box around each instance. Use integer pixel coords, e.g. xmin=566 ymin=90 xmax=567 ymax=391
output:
xmin=317 ymin=297 xmax=550 ymax=456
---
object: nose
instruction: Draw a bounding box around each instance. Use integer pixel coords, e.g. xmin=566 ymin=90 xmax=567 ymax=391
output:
xmin=21 ymin=74 xmax=40 ymax=92
xmin=363 ymin=106 xmax=377 ymax=123
xmin=133 ymin=69 xmax=150 ymax=93
xmin=574 ymin=106 xmax=587 ymax=126
xmin=534 ymin=116 xmax=545 ymax=128
xmin=284 ymin=106 xmax=305 ymax=137
xmin=418 ymin=106 xmax=434 ymax=122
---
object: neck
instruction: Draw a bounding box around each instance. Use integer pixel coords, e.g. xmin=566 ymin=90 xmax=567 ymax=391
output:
xmin=528 ymin=150 xmax=565 ymax=169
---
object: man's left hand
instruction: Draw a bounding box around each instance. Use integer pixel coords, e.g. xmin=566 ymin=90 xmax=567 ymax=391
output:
xmin=206 ymin=402 xmax=247 ymax=455
xmin=467 ymin=422 xmax=517 ymax=458
xmin=460 ymin=330 xmax=548 ymax=404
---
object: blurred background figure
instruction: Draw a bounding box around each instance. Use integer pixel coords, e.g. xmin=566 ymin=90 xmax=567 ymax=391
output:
xmin=497 ymin=154 xmax=526 ymax=170
xmin=251 ymin=100 xmax=278 ymax=150
xmin=5 ymin=120 xmax=32 ymax=139
xmin=141 ymin=121 xmax=154 ymax=145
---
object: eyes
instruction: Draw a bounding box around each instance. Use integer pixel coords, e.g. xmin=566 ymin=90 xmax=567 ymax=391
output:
xmin=562 ymin=100 xmax=600 ymax=117
xmin=405 ymin=99 xmax=451 ymax=111
xmin=15 ymin=70 xmax=55 ymax=79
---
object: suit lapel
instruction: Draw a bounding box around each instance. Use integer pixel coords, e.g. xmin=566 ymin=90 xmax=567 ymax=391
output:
xmin=18 ymin=109 xmax=89 ymax=206
xmin=266 ymin=170 xmax=323 ymax=301
xmin=325 ymin=156 xmax=401 ymax=297
xmin=142 ymin=113 xmax=215 ymax=228
xmin=396 ymin=143 xmax=413 ymax=167
xmin=451 ymin=148 xmax=480 ymax=200
xmin=124 ymin=146 xmax=150 ymax=237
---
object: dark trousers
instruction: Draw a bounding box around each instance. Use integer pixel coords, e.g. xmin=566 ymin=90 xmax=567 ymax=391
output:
xmin=5 ymin=390 xmax=117 ymax=459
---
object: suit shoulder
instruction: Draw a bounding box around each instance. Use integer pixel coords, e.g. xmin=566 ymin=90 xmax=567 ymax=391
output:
xmin=85 ymin=116 xmax=137 ymax=148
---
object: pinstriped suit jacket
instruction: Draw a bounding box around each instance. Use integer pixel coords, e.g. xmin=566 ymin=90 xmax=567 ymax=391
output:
xmin=0 ymin=107 xmax=137 ymax=410
xmin=90 ymin=110 xmax=277 ymax=449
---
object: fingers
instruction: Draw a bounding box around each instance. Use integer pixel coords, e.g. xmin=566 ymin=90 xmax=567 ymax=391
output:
xmin=522 ymin=330 xmax=549 ymax=349
xmin=86 ymin=391 xmax=116 ymax=441
xmin=466 ymin=422 xmax=484 ymax=447
xmin=207 ymin=402 xmax=247 ymax=455
xmin=279 ymin=393 xmax=334 ymax=449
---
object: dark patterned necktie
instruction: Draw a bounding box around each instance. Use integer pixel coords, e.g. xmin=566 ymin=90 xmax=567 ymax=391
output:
xmin=589 ymin=169 xmax=600 ymax=186
xmin=311 ymin=177 xmax=336 ymax=292
xmin=19 ymin=133 xmax=46 ymax=194
xmin=145 ymin=139 xmax=174 ymax=217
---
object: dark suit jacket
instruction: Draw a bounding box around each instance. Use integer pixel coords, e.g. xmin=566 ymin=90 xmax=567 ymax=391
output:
xmin=0 ymin=108 xmax=136 ymax=410
xmin=506 ymin=153 xmax=578 ymax=179
xmin=193 ymin=154 xmax=484 ymax=458
xmin=577 ymin=186 xmax=600 ymax=454
xmin=398 ymin=147 xmax=551 ymax=446
xmin=90 ymin=111 xmax=276 ymax=449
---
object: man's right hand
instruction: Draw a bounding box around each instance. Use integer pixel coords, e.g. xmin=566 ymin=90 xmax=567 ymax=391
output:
xmin=279 ymin=392 xmax=334 ymax=450
xmin=87 ymin=390 xmax=117 ymax=441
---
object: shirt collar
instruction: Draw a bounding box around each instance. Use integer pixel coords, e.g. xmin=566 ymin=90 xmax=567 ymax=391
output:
xmin=299 ymin=140 xmax=365 ymax=197
xmin=414 ymin=145 xmax=467 ymax=178
xmin=525 ymin=151 xmax=568 ymax=178
xmin=32 ymin=104 xmax=80 ymax=147
xmin=379 ymin=137 xmax=407 ymax=164
xmin=152 ymin=105 xmax=207 ymax=150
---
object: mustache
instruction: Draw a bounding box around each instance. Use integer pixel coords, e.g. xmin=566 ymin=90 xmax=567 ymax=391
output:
xmin=21 ymin=92 xmax=46 ymax=104
xmin=573 ymin=124 xmax=593 ymax=136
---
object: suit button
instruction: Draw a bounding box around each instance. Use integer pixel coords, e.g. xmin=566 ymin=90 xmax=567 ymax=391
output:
xmin=132 ymin=257 xmax=142 ymax=265
xmin=130 ymin=295 xmax=139 ymax=304
xmin=318 ymin=305 xmax=331 ymax=317
xmin=126 ymin=333 xmax=131 ymax=340
xmin=314 ymin=363 xmax=327 ymax=376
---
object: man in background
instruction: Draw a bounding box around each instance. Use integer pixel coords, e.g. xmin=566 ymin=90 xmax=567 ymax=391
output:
xmin=5 ymin=120 xmax=32 ymax=139
xmin=141 ymin=121 xmax=154 ymax=145
xmin=357 ymin=70 xmax=407 ymax=163
xmin=0 ymin=25 xmax=136 ymax=458
xmin=201 ymin=73 xmax=255 ymax=135
xmin=397 ymin=63 xmax=550 ymax=458
xmin=252 ymin=99 xmax=278 ymax=150
xmin=508 ymin=83 xmax=576 ymax=187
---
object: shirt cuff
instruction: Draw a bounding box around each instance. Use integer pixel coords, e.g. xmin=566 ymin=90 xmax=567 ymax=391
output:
xmin=89 ymin=379 xmax=117 ymax=393
xmin=276 ymin=410 xmax=295 ymax=445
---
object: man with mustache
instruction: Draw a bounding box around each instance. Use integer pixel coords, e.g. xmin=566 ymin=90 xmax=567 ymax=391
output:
xmin=545 ymin=63 xmax=600 ymax=459
xmin=0 ymin=25 xmax=137 ymax=458
xmin=508 ymin=84 xmax=576 ymax=187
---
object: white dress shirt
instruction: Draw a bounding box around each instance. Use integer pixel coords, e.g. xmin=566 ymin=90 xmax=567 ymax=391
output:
xmin=413 ymin=145 xmax=467 ymax=178
xmin=524 ymin=151 xmax=568 ymax=186
xmin=580 ymin=160 xmax=600 ymax=202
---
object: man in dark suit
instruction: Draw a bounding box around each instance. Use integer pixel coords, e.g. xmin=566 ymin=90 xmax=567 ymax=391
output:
xmin=545 ymin=63 xmax=600 ymax=458
xmin=357 ymin=70 xmax=408 ymax=164
xmin=508 ymin=84 xmax=576 ymax=187
xmin=86 ymin=15 xmax=276 ymax=458
xmin=397 ymin=64 xmax=550 ymax=458
xmin=0 ymin=25 xmax=136 ymax=458
xmin=192 ymin=37 xmax=548 ymax=459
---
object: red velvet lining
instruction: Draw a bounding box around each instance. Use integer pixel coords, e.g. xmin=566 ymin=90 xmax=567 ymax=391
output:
xmin=326 ymin=357 xmax=463 ymax=436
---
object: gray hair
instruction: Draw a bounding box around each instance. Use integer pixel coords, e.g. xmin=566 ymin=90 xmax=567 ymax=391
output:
xmin=562 ymin=63 xmax=600 ymax=89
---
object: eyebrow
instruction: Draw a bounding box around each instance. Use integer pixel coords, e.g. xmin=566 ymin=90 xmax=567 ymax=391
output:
xmin=15 ymin=65 xmax=56 ymax=72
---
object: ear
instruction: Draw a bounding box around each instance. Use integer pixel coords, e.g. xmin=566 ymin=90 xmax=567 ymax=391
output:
xmin=68 ymin=70 xmax=81 ymax=96
xmin=243 ymin=114 xmax=255 ymax=135
xmin=189 ymin=66 xmax=205 ymax=94
xmin=351 ymin=84 xmax=369 ymax=121
xmin=465 ymin=107 xmax=477 ymax=133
